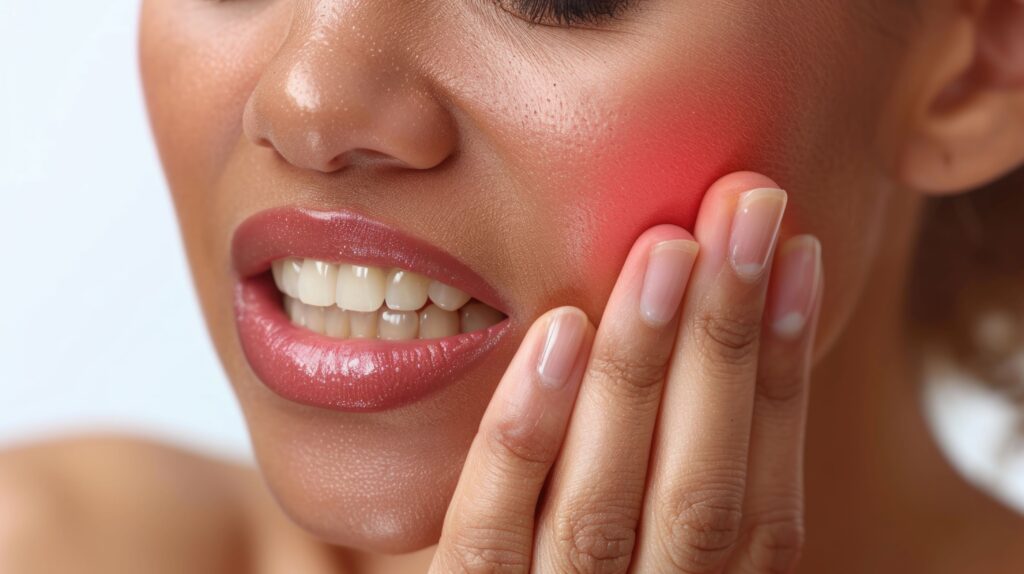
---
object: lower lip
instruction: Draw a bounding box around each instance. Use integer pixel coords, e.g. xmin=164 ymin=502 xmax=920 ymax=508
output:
xmin=234 ymin=275 xmax=511 ymax=412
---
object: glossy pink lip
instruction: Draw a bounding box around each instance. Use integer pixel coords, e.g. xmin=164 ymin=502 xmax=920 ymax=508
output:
xmin=231 ymin=207 xmax=512 ymax=412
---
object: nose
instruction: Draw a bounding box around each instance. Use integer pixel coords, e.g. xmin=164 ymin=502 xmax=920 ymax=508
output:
xmin=242 ymin=1 xmax=457 ymax=173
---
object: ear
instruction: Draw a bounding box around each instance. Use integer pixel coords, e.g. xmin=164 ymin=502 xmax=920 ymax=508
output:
xmin=898 ymin=0 xmax=1024 ymax=195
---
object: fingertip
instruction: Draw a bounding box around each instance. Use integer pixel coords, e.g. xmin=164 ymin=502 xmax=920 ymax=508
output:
xmin=639 ymin=223 xmax=697 ymax=246
xmin=689 ymin=171 xmax=786 ymax=262
xmin=807 ymin=246 xmax=827 ymax=355
xmin=539 ymin=306 xmax=595 ymax=335
xmin=767 ymin=235 xmax=822 ymax=342
xmin=513 ymin=308 xmax=595 ymax=379
xmin=639 ymin=237 xmax=700 ymax=329
xmin=707 ymin=171 xmax=782 ymax=197
xmin=487 ymin=306 xmax=593 ymax=425
xmin=620 ymin=224 xmax=698 ymax=285
xmin=696 ymin=171 xmax=784 ymax=231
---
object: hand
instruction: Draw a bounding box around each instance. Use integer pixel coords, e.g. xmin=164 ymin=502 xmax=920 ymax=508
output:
xmin=429 ymin=172 xmax=824 ymax=574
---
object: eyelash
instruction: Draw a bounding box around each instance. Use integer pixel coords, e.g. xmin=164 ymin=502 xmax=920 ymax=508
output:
xmin=495 ymin=0 xmax=634 ymax=28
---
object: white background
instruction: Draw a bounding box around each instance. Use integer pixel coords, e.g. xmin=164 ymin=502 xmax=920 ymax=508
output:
xmin=0 ymin=1 xmax=250 ymax=460
xmin=1 ymin=0 xmax=1021 ymax=509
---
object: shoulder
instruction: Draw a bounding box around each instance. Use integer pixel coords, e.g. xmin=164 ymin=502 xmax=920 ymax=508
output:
xmin=0 ymin=434 xmax=253 ymax=574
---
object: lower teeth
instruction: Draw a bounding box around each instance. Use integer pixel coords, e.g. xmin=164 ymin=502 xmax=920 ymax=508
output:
xmin=283 ymin=295 xmax=505 ymax=340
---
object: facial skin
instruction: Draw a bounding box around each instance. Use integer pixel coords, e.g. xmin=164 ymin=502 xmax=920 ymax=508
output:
xmin=138 ymin=0 xmax=1015 ymax=553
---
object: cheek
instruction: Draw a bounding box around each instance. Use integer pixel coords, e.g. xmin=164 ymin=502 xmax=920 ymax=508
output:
xmin=140 ymin=0 xmax=293 ymax=342
xmin=140 ymin=0 xmax=290 ymax=197
xmin=502 ymin=66 xmax=790 ymax=315
xmin=586 ymin=85 xmax=776 ymax=277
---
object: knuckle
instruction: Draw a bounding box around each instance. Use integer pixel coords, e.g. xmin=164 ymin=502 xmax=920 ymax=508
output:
xmin=552 ymin=500 xmax=638 ymax=573
xmin=755 ymin=371 xmax=806 ymax=412
xmin=445 ymin=527 xmax=532 ymax=574
xmin=485 ymin=417 xmax=559 ymax=471
xmin=660 ymin=485 xmax=745 ymax=573
xmin=588 ymin=345 xmax=668 ymax=394
xmin=692 ymin=309 xmax=762 ymax=368
xmin=743 ymin=514 xmax=806 ymax=574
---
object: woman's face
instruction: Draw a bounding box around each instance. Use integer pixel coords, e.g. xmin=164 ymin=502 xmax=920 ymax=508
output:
xmin=141 ymin=0 xmax=919 ymax=551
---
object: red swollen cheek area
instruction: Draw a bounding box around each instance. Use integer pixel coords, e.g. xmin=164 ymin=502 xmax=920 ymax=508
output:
xmin=567 ymin=82 xmax=782 ymax=296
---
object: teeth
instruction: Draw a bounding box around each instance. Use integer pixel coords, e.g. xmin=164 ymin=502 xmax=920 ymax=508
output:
xmin=285 ymin=295 xmax=504 ymax=339
xmin=276 ymin=258 xmax=506 ymax=339
xmin=324 ymin=307 xmax=349 ymax=338
xmin=337 ymin=264 xmax=386 ymax=313
xmin=419 ymin=304 xmax=459 ymax=339
xmin=428 ymin=281 xmax=471 ymax=312
xmin=348 ymin=311 xmax=379 ymax=339
xmin=460 ymin=302 xmax=505 ymax=333
xmin=285 ymin=296 xmax=305 ymax=327
xmin=379 ymin=309 xmax=419 ymax=340
xmin=298 ymin=259 xmax=339 ymax=307
xmin=385 ymin=269 xmax=430 ymax=311
xmin=304 ymin=305 xmax=327 ymax=334
xmin=279 ymin=258 xmax=303 ymax=299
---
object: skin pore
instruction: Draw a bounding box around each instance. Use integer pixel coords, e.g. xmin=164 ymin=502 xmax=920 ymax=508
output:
xmin=1 ymin=0 xmax=1022 ymax=572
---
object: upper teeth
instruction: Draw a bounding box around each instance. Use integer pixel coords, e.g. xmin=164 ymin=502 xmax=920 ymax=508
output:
xmin=271 ymin=257 xmax=505 ymax=340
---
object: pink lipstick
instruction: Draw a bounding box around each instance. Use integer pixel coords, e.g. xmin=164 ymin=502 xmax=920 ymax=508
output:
xmin=232 ymin=207 xmax=512 ymax=412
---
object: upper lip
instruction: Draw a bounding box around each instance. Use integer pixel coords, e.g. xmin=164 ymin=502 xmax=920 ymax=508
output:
xmin=231 ymin=206 xmax=510 ymax=315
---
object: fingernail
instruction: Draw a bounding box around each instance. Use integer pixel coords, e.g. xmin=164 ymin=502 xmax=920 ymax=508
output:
xmin=729 ymin=188 xmax=788 ymax=282
xmin=770 ymin=235 xmax=822 ymax=340
xmin=639 ymin=239 xmax=700 ymax=328
xmin=536 ymin=308 xmax=588 ymax=389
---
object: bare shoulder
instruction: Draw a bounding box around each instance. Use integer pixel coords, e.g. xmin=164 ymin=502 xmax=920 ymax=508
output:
xmin=0 ymin=433 xmax=246 ymax=486
xmin=0 ymin=434 xmax=259 ymax=574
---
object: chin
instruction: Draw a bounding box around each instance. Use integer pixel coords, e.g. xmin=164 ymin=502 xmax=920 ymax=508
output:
xmin=266 ymin=465 xmax=452 ymax=553
xmin=207 ymin=203 xmax=529 ymax=551
xmin=222 ymin=308 xmax=522 ymax=552
xmin=246 ymin=400 xmax=465 ymax=552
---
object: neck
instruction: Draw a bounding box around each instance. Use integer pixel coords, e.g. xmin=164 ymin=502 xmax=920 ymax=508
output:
xmin=802 ymin=191 xmax=1023 ymax=572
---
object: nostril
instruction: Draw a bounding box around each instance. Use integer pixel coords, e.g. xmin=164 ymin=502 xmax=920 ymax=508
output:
xmin=239 ymin=34 xmax=458 ymax=174
xmin=253 ymin=136 xmax=275 ymax=150
xmin=334 ymin=149 xmax=414 ymax=170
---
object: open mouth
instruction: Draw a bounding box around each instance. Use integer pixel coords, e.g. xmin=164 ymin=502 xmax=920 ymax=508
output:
xmin=231 ymin=207 xmax=513 ymax=412
xmin=272 ymin=257 xmax=506 ymax=340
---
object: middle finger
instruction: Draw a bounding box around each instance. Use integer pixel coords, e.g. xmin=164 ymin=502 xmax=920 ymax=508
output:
xmin=633 ymin=172 xmax=788 ymax=573
xmin=533 ymin=224 xmax=700 ymax=573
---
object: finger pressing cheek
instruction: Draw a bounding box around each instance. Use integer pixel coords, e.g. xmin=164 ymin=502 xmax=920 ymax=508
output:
xmin=534 ymin=224 xmax=699 ymax=573
xmin=633 ymin=171 xmax=788 ymax=572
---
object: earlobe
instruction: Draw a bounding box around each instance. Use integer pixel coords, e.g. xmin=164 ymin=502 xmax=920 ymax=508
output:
xmin=898 ymin=0 xmax=1024 ymax=195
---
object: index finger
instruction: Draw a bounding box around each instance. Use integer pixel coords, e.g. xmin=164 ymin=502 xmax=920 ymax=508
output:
xmin=429 ymin=307 xmax=594 ymax=574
